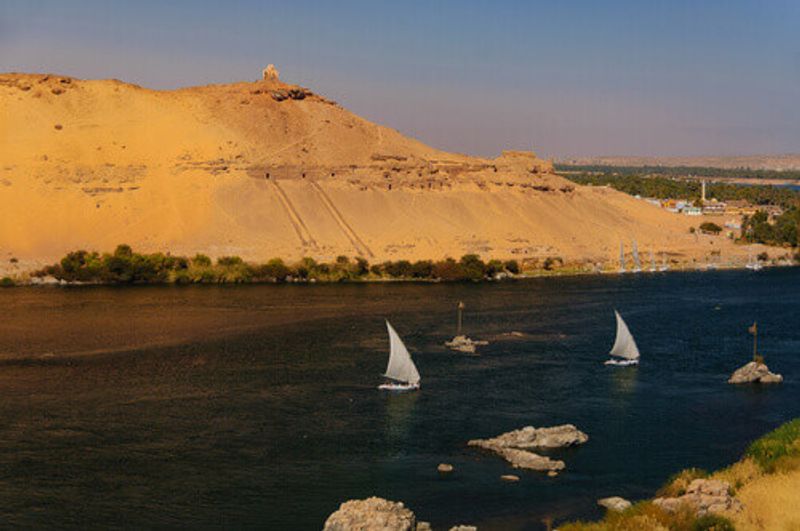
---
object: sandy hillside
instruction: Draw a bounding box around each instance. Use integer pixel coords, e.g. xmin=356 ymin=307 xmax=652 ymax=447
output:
xmin=0 ymin=71 xmax=770 ymax=274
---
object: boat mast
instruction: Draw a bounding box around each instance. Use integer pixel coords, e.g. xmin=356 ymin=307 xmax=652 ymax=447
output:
xmin=457 ymin=301 xmax=464 ymax=335
xmin=751 ymin=321 xmax=758 ymax=361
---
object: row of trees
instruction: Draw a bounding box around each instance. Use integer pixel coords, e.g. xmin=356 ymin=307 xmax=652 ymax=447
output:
xmin=36 ymin=245 xmax=522 ymax=284
xmin=742 ymin=210 xmax=800 ymax=248
xmin=561 ymin=171 xmax=800 ymax=209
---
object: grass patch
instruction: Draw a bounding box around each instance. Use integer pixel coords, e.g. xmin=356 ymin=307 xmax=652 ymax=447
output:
xmin=745 ymin=419 xmax=800 ymax=472
xmin=560 ymin=419 xmax=800 ymax=530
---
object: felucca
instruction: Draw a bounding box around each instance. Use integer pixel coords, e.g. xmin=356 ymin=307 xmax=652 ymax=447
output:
xmin=604 ymin=310 xmax=640 ymax=366
xmin=659 ymin=252 xmax=669 ymax=272
xmin=631 ymin=240 xmax=642 ymax=273
xmin=746 ymin=248 xmax=763 ymax=271
xmin=379 ymin=321 xmax=421 ymax=391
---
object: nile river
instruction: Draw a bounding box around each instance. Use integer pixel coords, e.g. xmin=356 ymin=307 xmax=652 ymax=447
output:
xmin=1 ymin=269 xmax=798 ymax=529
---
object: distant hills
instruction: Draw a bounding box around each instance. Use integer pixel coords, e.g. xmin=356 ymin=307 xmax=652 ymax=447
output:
xmin=558 ymin=155 xmax=800 ymax=171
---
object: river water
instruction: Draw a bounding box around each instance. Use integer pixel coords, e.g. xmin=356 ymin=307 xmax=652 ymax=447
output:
xmin=0 ymin=270 xmax=798 ymax=529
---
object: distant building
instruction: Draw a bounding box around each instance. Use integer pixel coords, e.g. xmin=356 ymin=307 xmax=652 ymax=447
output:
xmin=683 ymin=206 xmax=702 ymax=216
xmin=702 ymin=202 xmax=726 ymax=215
xmin=725 ymin=200 xmax=758 ymax=217
xmin=761 ymin=205 xmax=784 ymax=219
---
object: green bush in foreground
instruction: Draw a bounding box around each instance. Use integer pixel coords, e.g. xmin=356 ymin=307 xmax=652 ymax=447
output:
xmin=0 ymin=276 xmax=14 ymax=287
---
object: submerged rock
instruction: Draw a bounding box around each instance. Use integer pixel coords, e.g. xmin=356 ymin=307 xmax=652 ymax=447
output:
xmin=437 ymin=463 xmax=454 ymax=473
xmin=500 ymin=474 xmax=520 ymax=482
xmin=449 ymin=526 xmax=478 ymax=531
xmin=468 ymin=424 xmax=587 ymax=472
xmin=728 ymin=361 xmax=783 ymax=384
xmin=499 ymin=447 xmax=565 ymax=471
xmin=445 ymin=335 xmax=488 ymax=354
xmin=323 ymin=497 xmax=416 ymax=531
xmin=597 ymin=496 xmax=632 ymax=512
xmin=653 ymin=479 xmax=743 ymax=516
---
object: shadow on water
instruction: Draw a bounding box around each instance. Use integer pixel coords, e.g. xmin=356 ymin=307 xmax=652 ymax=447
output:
xmin=0 ymin=269 xmax=798 ymax=529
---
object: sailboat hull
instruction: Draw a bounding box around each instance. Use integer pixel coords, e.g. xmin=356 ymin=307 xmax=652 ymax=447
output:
xmin=604 ymin=358 xmax=639 ymax=366
xmin=378 ymin=382 xmax=420 ymax=391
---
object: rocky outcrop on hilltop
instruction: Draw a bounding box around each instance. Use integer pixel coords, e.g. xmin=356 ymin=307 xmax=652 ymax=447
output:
xmin=653 ymin=479 xmax=743 ymax=516
xmin=728 ymin=361 xmax=783 ymax=384
xmin=468 ymin=424 xmax=588 ymax=472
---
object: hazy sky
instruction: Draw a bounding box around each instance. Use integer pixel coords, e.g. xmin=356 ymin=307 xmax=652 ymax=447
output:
xmin=2 ymin=0 xmax=799 ymax=158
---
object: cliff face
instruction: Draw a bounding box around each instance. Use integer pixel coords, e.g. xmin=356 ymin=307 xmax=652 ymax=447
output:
xmin=0 ymin=72 xmax=734 ymax=269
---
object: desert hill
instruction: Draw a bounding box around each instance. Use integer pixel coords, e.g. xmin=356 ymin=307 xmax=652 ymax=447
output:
xmin=0 ymin=71 xmax=762 ymax=274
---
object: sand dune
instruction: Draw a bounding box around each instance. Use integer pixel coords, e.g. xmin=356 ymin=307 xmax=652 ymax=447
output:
xmin=0 ymin=72 xmax=770 ymax=274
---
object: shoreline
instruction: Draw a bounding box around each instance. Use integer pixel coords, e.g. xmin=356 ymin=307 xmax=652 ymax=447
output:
xmin=3 ymin=261 xmax=798 ymax=288
xmin=560 ymin=419 xmax=800 ymax=530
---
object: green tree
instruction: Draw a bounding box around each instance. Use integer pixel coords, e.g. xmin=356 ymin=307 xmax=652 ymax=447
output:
xmin=503 ymin=259 xmax=520 ymax=274
xmin=459 ymin=254 xmax=487 ymax=281
xmin=699 ymin=221 xmax=722 ymax=234
xmin=192 ymin=254 xmax=212 ymax=267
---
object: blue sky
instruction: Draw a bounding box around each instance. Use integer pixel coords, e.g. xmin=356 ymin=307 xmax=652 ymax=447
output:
xmin=2 ymin=0 xmax=799 ymax=158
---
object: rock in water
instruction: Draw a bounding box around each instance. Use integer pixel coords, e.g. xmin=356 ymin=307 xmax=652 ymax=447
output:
xmin=437 ymin=463 xmax=454 ymax=473
xmin=469 ymin=424 xmax=589 ymax=450
xmin=449 ymin=526 xmax=478 ymax=531
xmin=500 ymin=474 xmax=520 ymax=482
xmin=653 ymin=479 xmax=743 ymax=516
xmin=468 ymin=424 xmax=587 ymax=472
xmin=728 ymin=361 xmax=783 ymax=384
xmin=500 ymin=448 xmax=565 ymax=471
xmin=323 ymin=497 xmax=416 ymax=531
xmin=597 ymin=496 xmax=632 ymax=512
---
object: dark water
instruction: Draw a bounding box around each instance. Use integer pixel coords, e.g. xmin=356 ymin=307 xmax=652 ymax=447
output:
xmin=1 ymin=270 xmax=799 ymax=529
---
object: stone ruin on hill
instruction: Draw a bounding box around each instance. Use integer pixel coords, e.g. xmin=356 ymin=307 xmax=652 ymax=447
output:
xmin=262 ymin=64 xmax=280 ymax=81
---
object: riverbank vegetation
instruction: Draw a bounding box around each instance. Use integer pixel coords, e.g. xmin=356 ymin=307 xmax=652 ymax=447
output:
xmin=559 ymin=171 xmax=800 ymax=210
xmin=31 ymin=245 xmax=521 ymax=285
xmin=559 ymin=171 xmax=800 ymax=248
xmin=741 ymin=209 xmax=800 ymax=248
xmin=560 ymin=418 xmax=800 ymax=531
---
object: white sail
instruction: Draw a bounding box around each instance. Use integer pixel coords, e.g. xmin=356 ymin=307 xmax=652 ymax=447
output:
xmin=384 ymin=321 xmax=421 ymax=385
xmin=649 ymin=251 xmax=656 ymax=272
xmin=619 ymin=242 xmax=626 ymax=273
xmin=632 ymin=240 xmax=642 ymax=272
xmin=609 ymin=310 xmax=641 ymax=360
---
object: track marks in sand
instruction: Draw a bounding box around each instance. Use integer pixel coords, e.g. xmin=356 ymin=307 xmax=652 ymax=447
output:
xmin=268 ymin=179 xmax=318 ymax=250
xmin=310 ymin=181 xmax=374 ymax=258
